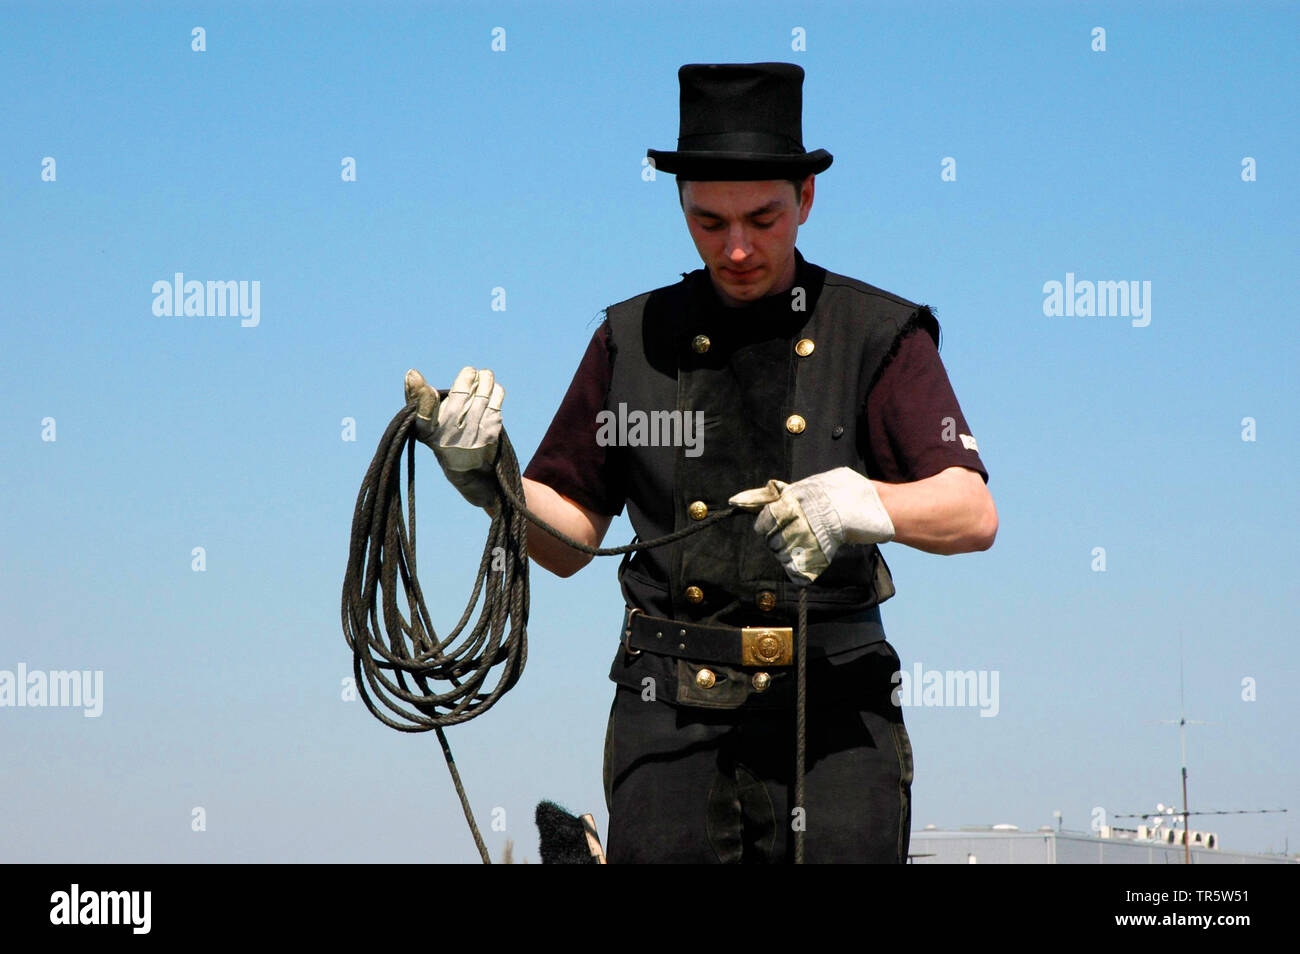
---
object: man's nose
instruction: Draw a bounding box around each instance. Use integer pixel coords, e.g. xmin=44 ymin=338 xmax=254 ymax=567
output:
xmin=726 ymin=231 xmax=753 ymax=261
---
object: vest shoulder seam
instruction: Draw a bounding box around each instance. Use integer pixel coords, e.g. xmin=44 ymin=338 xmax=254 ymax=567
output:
xmin=820 ymin=270 xmax=923 ymax=313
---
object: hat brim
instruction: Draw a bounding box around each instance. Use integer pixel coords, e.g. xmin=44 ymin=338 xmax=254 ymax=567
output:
xmin=647 ymin=148 xmax=832 ymax=180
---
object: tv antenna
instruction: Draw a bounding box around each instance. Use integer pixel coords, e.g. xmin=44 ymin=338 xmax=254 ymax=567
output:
xmin=1113 ymin=631 xmax=1286 ymax=862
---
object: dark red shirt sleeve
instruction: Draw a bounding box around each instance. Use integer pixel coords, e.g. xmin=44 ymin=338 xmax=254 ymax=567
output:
xmin=522 ymin=322 xmax=627 ymax=516
xmin=863 ymin=328 xmax=989 ymax=484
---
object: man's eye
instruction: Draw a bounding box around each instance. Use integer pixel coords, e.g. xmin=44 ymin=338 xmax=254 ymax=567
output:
xmin=699 ymin=221 xmax=772 ymax=231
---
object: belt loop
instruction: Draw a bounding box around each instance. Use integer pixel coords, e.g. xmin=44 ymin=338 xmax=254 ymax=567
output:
xmin=616 ymin=538 xmax=639 ymax=583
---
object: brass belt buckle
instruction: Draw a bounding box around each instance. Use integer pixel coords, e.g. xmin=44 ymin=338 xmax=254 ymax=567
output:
xmin=741 ymin=626 xmax=794 ymax=667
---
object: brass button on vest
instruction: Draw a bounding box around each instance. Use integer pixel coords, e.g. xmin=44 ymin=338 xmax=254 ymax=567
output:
xmin=785 ymin=414 xmax=806 ymax=434
xmin=795 ymin=338 xmax=815 ymax=357
xmin=691 ymin=334 xmax=711 ymax=354
xmin=695 ymin=668 xmax=716 ymax=689
xmin=684 ymin=585 xmax=704 ymax=604
xmin=751 ymin=672 xmax=771 ymax=692
xmin=756 ymin=590 xmax=776 ymax=612
xmin=688 ymin=500 xmax=708 ymax=520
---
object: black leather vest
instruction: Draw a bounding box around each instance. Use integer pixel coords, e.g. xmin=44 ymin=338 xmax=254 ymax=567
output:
xmin=603 ymin=250 xmax=939 ymax=643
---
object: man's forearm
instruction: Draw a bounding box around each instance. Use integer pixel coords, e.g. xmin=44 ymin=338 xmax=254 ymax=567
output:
xmin=873 ymin=466 xmax=997 ymax=555
xmin=521 ymin=477 xmax=612 ymax=577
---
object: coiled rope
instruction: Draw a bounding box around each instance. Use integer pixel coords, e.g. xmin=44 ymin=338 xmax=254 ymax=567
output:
xmin=341 ymin=400 xmax=810 ymax=863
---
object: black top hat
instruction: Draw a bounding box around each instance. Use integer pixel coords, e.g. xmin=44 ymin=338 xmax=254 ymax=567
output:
xmin=647 ymin=62 xmax=832 ymax=181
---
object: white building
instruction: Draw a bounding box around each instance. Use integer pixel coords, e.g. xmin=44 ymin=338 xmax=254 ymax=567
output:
xmin=909 ymin=824 xmax=1297 ymax=864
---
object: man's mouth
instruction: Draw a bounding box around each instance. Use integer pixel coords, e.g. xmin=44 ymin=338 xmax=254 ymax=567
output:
xmin=724 ymin=265 xmax=761 ymax=280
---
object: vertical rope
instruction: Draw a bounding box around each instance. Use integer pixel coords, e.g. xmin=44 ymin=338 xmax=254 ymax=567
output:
xmin=795 ymin=587 xmax=808 ymax=864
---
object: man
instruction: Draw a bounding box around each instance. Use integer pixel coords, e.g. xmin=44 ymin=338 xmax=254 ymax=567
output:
xmin=406 ymin=62 xmax=996 ymax=863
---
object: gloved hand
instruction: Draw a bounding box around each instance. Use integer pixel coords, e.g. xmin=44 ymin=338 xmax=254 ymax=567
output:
xmin=728 ymin=466 xmax=895 ymax=585
xmin=404 ymin=366 xmax=505 ymax=514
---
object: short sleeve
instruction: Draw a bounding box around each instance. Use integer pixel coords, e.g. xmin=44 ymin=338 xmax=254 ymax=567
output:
xmin=862 ymin=328 xmax=988 ymax=485
xmin=522 ymin=322 xmax=627 ymax=516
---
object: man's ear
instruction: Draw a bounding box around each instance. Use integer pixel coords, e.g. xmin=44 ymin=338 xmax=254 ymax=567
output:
xmin=799 ymin=175 xmax=815 ymax=223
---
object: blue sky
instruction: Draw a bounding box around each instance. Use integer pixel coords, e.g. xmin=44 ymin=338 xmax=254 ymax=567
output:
xmin=2 ymin=0 xmax=1296 ymax=863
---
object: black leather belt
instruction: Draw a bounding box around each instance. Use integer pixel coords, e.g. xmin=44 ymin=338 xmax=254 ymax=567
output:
xmin=621 ymin=604 xmax=889 ymax=665
xmin=623 ymin=608 xmax=795 ymax=667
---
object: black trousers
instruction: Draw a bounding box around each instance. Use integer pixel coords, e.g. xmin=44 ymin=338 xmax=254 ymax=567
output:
xmin=602 ymin=640 xmax=913 ymax=863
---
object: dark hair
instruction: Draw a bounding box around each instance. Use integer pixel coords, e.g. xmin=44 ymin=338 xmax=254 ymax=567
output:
xmin=676 ymin=175 xmax=808 ymax=204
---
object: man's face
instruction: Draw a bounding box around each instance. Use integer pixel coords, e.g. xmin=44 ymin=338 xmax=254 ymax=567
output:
xmin=679 ymin=177 xmax=814 ymax=307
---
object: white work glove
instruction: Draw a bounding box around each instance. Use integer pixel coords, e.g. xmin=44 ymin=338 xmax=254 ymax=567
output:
xmin=728 ymin=466 xmax=895 ymax=585
xmin=403 ymin=366 xmax=505 ymax=514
